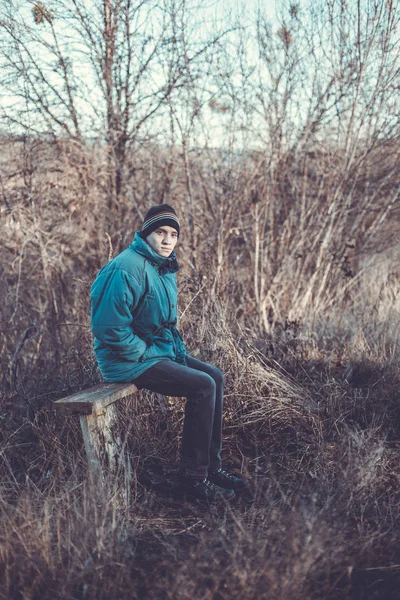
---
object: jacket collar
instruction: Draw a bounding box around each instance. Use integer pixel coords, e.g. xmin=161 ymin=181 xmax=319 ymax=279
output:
xmin=130 ymin=232 xmax=180 ymax=273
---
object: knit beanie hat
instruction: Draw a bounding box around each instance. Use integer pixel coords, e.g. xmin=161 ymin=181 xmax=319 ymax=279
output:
xmin=140 ymin=204 xmax=180 ymax=238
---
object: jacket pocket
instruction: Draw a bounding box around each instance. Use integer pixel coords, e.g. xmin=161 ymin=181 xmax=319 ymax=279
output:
xmin=140 ymin=336 xmax=174 ymax=362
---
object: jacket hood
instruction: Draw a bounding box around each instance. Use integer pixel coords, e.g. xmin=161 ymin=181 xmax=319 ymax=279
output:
xmin=130 ymin=231 xmax=180 ymax=274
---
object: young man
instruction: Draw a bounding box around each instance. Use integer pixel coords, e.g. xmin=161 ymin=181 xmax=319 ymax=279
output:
xmin=90 ymin=204 xmax=249 ymax=502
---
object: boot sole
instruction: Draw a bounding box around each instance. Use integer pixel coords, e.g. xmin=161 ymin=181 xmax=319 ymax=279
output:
xmin=207 ymin=479 xmax=250 ymax=492
xmin=172 ymin=488 xmax=236 ymax=504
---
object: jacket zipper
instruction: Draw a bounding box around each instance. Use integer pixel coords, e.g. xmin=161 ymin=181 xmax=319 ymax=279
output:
xmin=160 ymin=273 xmax=178 ymax=356
xmin=159 ymin=273 xmax=172 ymax=323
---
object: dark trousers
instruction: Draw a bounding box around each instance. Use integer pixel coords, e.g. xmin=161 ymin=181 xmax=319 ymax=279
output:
xmin=134 ymin=356 xmax=223 ymax=479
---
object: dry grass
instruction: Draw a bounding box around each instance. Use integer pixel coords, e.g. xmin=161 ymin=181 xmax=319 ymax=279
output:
xmin=1 ymin=137 xmax=400 ymax=599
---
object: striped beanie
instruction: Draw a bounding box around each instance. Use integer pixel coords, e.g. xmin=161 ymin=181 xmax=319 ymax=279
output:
xmin=140 ymin=204 xmax=180 ymax=238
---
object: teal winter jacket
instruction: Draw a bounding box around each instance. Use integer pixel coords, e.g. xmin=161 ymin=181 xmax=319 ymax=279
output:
xmin=90 ymin=232 xmax=187 ymax=382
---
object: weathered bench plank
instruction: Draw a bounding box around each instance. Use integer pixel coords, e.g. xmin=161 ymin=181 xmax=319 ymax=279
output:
xmin=53 ymin=382 xmax=138 ymax=415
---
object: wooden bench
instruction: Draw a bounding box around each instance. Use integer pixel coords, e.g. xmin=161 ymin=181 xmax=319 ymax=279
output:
xmin=53 ymin=382 xmax=138 ymax=496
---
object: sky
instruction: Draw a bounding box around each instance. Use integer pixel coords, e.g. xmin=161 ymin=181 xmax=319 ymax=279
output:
xmin=0 ymin=0 xmax=324 ymax=150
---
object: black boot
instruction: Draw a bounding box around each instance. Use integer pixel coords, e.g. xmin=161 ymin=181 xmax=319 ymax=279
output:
xmin=175 ymin=475 xmax=235 ymax=503
xmin=208 ymin=469 xmax=250 ymax=490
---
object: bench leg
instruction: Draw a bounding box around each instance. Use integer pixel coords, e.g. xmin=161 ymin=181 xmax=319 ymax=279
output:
xmin=79 ymin=403 xmax=131 ymax=507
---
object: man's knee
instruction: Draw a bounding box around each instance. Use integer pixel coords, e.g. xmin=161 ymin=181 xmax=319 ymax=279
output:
xmin=199 ymin=372 xmax=217 ymax=394
xmin=208 ymin=366 xmax=224 ymax=388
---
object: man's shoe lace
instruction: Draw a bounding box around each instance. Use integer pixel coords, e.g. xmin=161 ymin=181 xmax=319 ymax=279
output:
xmin=206 ymin=479 xmax=219 ymax=491
xmin=211 ymin=469 xmax=238 ymax=485
xmin=208 ymin=468 xmax=249 ymax=490
xmin=195 ymin=479 xmax=219 ymax=492
xmin=211 ymin=469 xmax=235 ymax=482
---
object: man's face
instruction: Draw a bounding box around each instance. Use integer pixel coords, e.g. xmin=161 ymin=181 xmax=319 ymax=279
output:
xmin=146 ymin=225 xmax=178 ymax=257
